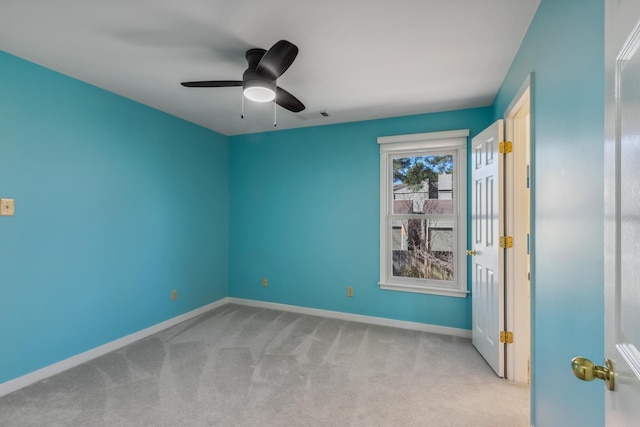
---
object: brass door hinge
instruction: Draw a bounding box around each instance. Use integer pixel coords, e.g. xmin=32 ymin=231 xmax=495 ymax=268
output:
xmin=499 ymin=141 xmax=513 ymax=154
xmin=500 ymin=331 xmax=514 ymax=344
xmin=499 ymin=236 xmax=513 ymax=248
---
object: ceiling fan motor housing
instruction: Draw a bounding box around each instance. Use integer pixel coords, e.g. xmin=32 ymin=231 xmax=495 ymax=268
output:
xmin=242 ymin=49 xmax=277 ymax=102
xmin=242 ymin=71 xmax=276 ymax=102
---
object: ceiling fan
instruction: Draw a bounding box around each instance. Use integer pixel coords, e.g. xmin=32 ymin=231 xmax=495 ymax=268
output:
xmin=181 ymin=40 xmax=305 ymax=114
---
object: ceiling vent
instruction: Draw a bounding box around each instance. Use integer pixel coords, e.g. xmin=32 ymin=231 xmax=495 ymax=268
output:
xmin=296 ymin=111 xmax=330 ymax=120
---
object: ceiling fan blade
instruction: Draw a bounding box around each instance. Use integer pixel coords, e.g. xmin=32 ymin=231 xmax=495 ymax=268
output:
xmin=276 ymin=87 xmax=305 ymax=112
xmin=181 ymin=80 xmax=242 ymax=88
xmin=257 ymin=40 xmax=299 ymax=80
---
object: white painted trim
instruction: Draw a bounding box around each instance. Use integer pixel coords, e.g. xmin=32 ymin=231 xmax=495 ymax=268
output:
xmin=504 ymin=75 xmax=533 ymax=385
xmin=379 ymin=282 xmax=469 ymax=298
xmin=379 ymin=137 xmax=468 ymax=153
xmin=504 ymin=74 xmax=532 ymax=119
xmin=379 ymin=129 xmax=468 ymax=297
xmin=0 ymin=298 xmax=231 ymax=397
xmin=378 ymin=129 xmax=469 ymax=145
xmin=228 ymin=297 xmax=472 ymax=338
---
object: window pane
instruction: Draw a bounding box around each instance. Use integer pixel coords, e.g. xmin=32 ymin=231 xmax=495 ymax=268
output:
xmin=392 ymin=155 xmax=454 ymax=214
xmin=391 ymin=218 xmax=454 ymax=281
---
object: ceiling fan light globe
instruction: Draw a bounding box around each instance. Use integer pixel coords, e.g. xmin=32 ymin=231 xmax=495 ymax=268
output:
xmin=244 ymin=86 xmax=276 ymax=103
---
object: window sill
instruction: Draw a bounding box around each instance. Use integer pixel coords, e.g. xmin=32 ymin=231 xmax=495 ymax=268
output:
xmin=379 ymin=282 xmax=469 ymax=298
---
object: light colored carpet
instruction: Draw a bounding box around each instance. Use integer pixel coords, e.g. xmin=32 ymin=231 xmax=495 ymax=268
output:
xmin=0 ymin=304 xmax=529 ymax=426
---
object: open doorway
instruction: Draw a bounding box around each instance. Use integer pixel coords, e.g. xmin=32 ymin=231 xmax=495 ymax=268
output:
xmin=504 ymin=76 xmax=532 ymax=384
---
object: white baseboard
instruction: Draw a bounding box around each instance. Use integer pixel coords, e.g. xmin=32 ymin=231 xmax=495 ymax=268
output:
xmin=228 ymin=298 xmax=472 ymax=339
xmin=0 ymin=298 xmax=231 ymax=397
xmin=1 ymin=297 xmax=471 ymax=397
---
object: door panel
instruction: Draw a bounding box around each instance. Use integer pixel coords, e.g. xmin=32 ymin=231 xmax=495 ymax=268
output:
xmin=471 ymin=120 xmax=504 ymax=377
xmin=605 ymin=1 xmax=640 ymax=424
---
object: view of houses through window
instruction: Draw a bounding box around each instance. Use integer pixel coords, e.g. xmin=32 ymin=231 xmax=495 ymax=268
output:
xmin=391 ymin=155 xmax=455 ymax=281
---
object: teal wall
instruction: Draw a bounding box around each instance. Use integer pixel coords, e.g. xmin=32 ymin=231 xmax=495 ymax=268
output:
xmin=228 ymin=109 xmax=493 ymax=329
xmin=494 ymin=0 xmax=604 ymax=425
xmin=0 ymin=51 xmax=229 ymax=383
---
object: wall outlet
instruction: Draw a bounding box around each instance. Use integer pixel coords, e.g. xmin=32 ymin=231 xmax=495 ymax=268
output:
xmin=262 ymin=277 xmax=268 ymax=287
xmin=171 ymin=290 xmax=178 ymax=301
xmin=0 ymin=198 xmax=15 ymax=216
xmin=347 ymin=287 xmax=354 ymax=297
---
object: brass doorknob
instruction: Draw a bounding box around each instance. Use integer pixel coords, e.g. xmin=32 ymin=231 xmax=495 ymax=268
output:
xmin=571 ymin=356 xmax=615 ymax=391
xmin=466 ymin=250 xmax=477 ymax=256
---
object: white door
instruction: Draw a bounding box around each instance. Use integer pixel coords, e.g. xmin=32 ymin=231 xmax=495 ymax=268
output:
xmin=471 ymin=120 xmax=504 ymax=377
xmin=603 ymin=1 xmax=640 ymax=424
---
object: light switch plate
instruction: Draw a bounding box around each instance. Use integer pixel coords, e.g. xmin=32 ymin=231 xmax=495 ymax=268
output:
xmin=0 ymin=198 xmax=15 ymax=216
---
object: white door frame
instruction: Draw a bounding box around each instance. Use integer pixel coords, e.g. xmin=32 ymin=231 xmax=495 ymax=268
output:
xmin=504 ymin=75 xmax=533 ymax=383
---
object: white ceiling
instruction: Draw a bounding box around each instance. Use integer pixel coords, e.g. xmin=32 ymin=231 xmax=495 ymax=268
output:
xmin=0 ymin=0 xmax=540 ymax=136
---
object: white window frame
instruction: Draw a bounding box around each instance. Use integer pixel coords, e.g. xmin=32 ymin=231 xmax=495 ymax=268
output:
xmin=378 ymin=129 xmax=469 ymax=298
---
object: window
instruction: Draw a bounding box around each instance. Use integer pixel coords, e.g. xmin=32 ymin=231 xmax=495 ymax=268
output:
xmin=378 ymin=130 xmax=468 ymax=297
